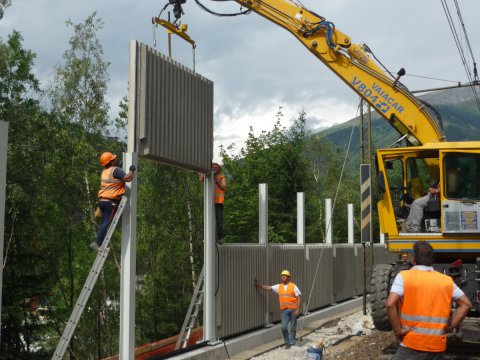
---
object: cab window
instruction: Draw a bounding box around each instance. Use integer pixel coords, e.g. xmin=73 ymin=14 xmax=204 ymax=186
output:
xmin=406 ymin=158 xmax=437 ymax=199
xmin=444 ymin=153 xmax=480 ymax=199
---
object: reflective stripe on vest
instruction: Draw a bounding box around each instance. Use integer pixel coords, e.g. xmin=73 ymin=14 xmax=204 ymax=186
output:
xmin=215 ymin=175 xmax=225 ymax=204
xmin=399 ymin=269 xmax=453 ymax=352
xmin=98 ymin=167 xmax=125 ymax=200
xmin=278 ymin=282 xmax=298 ymax=310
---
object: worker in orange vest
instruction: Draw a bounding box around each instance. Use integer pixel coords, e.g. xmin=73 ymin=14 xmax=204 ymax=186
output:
xmin=212 ymin=163 xmax=226 ymax=241
xmin=200 ymin=163 xmax=227 ymax=242
xmin=386 ymin=241 xmax=472 ymax=359
xmin=90 ymin=152 xmax=135 ymax=252
xmin=255 ymin=270 xmax=302 ymax=349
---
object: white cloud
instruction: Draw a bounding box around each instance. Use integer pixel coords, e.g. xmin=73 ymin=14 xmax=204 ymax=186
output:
xmin=2 ymin=0 xmax=479 ymax=159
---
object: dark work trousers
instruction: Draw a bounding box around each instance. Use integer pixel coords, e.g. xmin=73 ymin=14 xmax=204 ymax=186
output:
xmin=215 ymin=203 xmax=224 ymax=241
xmin=95 ymin=201 xmax=118 ymax=246
xmin=392 ymin=345 xmax=445 ymax=360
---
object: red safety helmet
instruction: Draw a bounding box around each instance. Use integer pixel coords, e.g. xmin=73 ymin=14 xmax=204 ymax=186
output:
xmin=99 ymin=152 xmax=117 ymax=167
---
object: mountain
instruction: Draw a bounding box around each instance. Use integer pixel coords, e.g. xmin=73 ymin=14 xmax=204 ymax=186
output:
xmin=319 ymin=85 xmax=480 ymax=152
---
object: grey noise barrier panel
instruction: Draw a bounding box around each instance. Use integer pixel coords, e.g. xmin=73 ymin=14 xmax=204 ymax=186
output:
xmin=132 ymin=41 xmax=213 ymax=173
xmin=216 ymin=243 xmax=398 ymax=339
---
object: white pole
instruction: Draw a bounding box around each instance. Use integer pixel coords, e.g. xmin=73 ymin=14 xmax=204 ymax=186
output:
xmin=0 ymin=121 xmax=8 ymax=347
xmin=119 ymin=152 xmax=138 ymax=360
xmin=348 ymin=203 xmax=354 ymax=244
xmin=380 ymin=232 xmax=385 ymax=244
xmin=297 ymin=192 xmax=305 ymax=245
xmin=259 ymin=184 xmax=268 ymax=244
xmin=204 ymin=172 xmax=216 ymax=342
xmin=120 ymin=41 xmax=137 ymax=359
xmin=325 ymin=198 xmax=332 ymax=244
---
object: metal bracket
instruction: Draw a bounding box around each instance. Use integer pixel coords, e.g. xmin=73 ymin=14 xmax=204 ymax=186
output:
xmin=152 ymin=17 xmax=196 ymax=47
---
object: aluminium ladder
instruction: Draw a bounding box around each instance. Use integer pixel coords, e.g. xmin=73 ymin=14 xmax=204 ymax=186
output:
xmin=175 ymin=266 xmax=205 ymax=350
xmin=52 ymin=196 xmax=127 ymax=360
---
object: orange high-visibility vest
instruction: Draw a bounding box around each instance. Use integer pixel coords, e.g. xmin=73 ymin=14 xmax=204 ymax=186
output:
xmin=278 ymin=282 xmax=298 ymax=310
xmin=98 ymin=167 xmax=125 ymax=200
xmin=399 ymin=269 xmax=453 ymax=352
xmin=215 ymin=175 xmax=225 ymax=204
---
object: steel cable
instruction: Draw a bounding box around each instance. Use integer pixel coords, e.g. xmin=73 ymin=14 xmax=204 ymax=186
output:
xmin=292 ymin=104 xmax=360 ymax=360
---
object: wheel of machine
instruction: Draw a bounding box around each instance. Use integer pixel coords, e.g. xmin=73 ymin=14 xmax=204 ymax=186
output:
xmin=370 ymin=263 xmax=394 ymax=331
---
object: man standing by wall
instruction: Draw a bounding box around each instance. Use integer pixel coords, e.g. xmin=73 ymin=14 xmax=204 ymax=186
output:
xmin=212 ymin=162 xmax=226 ymax=242
xmin=386 ymin=241 xmax=472 ymax=359
xmin=90 ymin=151 xmax=135 ymax=251
xmin=255 ymin=270 xmax=302 ymax=349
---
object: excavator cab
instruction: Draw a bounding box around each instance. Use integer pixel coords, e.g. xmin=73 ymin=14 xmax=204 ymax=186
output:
xmin=376 ymin=143 xmax=480 ymax=256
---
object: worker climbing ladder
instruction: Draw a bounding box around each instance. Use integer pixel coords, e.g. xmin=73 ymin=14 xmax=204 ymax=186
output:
xmin=52 ymin=196 xmax=128 ymax=360
xmin=175 ymin=266 xmax=205 ymax=350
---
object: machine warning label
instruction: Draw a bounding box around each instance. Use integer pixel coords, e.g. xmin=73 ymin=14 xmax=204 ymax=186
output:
xmin=351 ymin=76 xmax=404 ymax=115
xmin=461 ymin=211 xmax=478 ymax=230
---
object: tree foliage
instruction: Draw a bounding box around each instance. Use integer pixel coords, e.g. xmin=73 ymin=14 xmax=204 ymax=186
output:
xmin=220 ymin=109 xmax=360 ymax=244
xmin=1 ymin=12 xmax=362 ymax=360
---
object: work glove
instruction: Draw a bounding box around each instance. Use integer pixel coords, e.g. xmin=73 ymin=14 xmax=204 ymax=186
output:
xmin=129 ymin=165 xmax=136 ymax=172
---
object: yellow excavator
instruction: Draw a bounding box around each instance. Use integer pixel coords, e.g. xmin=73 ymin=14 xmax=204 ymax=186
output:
xmin=162 ymin=0 xmax=480 ymax=343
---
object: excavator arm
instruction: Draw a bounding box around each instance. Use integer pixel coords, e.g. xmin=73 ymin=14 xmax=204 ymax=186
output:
xmin=227 ymin=0 xmax=446 ymax=145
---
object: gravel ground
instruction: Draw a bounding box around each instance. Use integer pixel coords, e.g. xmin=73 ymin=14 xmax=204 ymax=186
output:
xmin=251 ymin=309 xmax=399 ymax=360
xmin=250 ymin=310 xmax=480 ymax=359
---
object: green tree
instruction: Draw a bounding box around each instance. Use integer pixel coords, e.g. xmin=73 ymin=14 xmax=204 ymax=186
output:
xmin=221 ymin=109 xmax=317 ymax=243
xmin=0 ymin=0 xmax=11 ymax=21
xmin=44 ymin=13 xmax=118 ymax=358
xmin=1 ymin=31 xmax=58 ymax=359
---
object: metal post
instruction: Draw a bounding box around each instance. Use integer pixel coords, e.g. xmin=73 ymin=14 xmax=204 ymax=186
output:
xmin=120 ymin=41 xmax=138 ymax=359
xmin=259 ymin=184 xmax=268 ymax=244
xmin=258 ymin=184 xmax=271 ymax=326
xmin=297 ymin=192 xmax=305 ymax=245
xmin=325 ymin=198 xmax=332 ymax=244
xmin=204 ymin=172 xmax=216 ymax=342
xmin=360 ymin=164 xmax=372 ymax=316
xmin=348 ymin=203 xmax=354 ymax=245
xmin=0 ymin=120 xmax=8 ymax=347
xmin=119 ymin=152 xmax=138 ymax=360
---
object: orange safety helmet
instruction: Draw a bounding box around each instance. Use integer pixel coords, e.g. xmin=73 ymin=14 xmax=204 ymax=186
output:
xmin=99 ymin=152 xmax=117 ymax=167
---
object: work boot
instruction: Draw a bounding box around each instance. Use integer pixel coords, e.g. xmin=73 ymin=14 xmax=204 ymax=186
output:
xmin=284 ymin=344 xmax=291 ymax=349
xmin=90 ymin=242 xmax=100 ymax=252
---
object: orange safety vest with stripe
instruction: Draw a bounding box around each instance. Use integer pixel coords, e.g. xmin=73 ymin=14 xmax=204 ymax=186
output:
xmin=215 ymin=175 xmax=225 ymax=204
xmin=278 ymin=282 xmax=298 ymax=310
xmin=399 ymin=269 xmax=453 ymax=352
xmin=98 ymin=167 xmax=125 ymax=200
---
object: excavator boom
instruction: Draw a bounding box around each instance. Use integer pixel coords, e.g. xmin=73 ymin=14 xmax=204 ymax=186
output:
xmin=232 ymin=0 xmax=446 ymax=145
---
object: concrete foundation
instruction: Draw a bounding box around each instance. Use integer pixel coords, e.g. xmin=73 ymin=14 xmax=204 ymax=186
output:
xmin=171 ymin=298 xmax=362 ymax=360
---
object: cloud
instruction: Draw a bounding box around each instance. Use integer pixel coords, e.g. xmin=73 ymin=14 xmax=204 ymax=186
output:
xmin=2 ymin=0 xmax=479 ymax=161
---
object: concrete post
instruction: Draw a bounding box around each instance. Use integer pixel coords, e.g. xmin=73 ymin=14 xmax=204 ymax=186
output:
xmin=258 ymin=184 xmax=272 ymax=326
xmin=119 ymin=152 xmax=138 ymax=360
xmin=325 ymin=198 xmax=332 ymax=244
xmin=380 ymin=232 xmax=385 ymax=244
xmin=0 ymin=121 xmax=8 ymax=347
xmin=297 ymin=192 xmax=305 ymax=245
xmin=348 ymin=203 xmax=354 ymax=244
xmin=204 ymin=172 xmax=216 ymax=342
xmin=259 ymin=184 xmax=268 ymax=244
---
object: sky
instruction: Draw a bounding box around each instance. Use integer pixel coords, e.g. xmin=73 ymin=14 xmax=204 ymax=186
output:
xmin=1 ymin=0 xmax=480 ymax=161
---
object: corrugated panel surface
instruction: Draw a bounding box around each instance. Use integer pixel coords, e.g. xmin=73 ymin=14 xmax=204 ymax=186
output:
xmin=306 ymin=245 xmax=334 ymax=311
xmin=133 ymin=42 xmax=213 ymax=173
xmin=215 ymin=243 xmax=399 ymax=339
xmin=217 ymin=245 xmax=267 ymax=338
xmin=333 ymin=245 xmax=356 ymax=302
xmin=355 ymin=245 xmax=364 ymax=296
xmin=373 ymin=244 xmax=399 ymax=264
xmin=269 ymin=245 xmax=305 ymax=323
